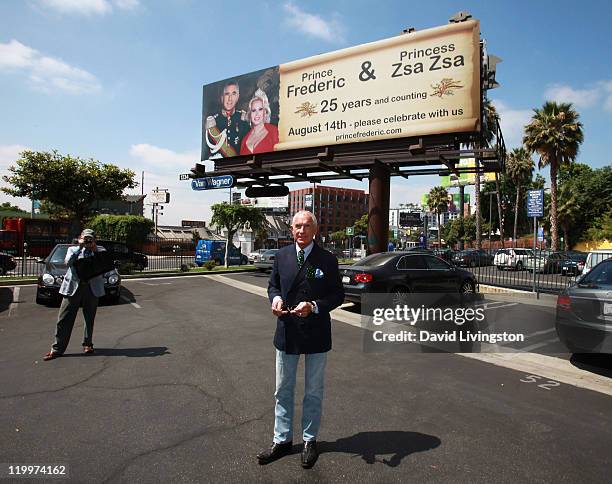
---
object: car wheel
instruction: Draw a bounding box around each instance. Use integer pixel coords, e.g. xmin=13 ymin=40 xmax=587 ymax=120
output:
xmin=196 ymin=263 xmax=203 ymax=267
xmin=516 ymin=261 xmax=523 ymax=271
xmin=391 ymin=286 xmax=411 ymax=306
xmin=460 ymin=281 xmax=475 ymax=294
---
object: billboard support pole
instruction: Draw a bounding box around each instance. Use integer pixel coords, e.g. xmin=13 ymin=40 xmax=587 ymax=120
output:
xmin=459 ymin=184 xmax=465 ymax=251
xmin=368 ymin=163 xmax=390 ymax=255
xmin=532 ymin=216 xmax=537 ymax=295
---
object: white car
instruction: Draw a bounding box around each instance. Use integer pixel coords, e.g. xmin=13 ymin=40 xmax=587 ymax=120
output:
xmin=254 ymin=249 xmax=279 ymax=272
xmin=493 ymin=248 xmax=534 ymax=271
xmin=247 ymin=249 xmax=268 ymax=263
xmin=582 ymin=250 xmax=612 ymax=276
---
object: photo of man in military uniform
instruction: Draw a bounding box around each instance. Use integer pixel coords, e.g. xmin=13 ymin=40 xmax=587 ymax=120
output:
xmin=204 ymin=80 xmax=250 ymax=159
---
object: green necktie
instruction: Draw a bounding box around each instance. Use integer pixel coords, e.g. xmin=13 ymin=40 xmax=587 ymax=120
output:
xmin=297 ymin=249 xmax=305 ymax=269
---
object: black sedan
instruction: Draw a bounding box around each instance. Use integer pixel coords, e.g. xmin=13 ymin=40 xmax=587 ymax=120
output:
xmin=452 ymin=249 xmax=493 ymax=267
xmin=555 ymin=258 xmax=612 ymax=354
xmin=341 ymin=251 xmax=478 ymax=304
xmin=0 ymin=251 xmax=16 ymax=275
xmin=97 ymin=240 xmax=148 ymax=271
xmin=36 ymin=244 xmax=122 ymax=305
xmin=561 ymin=251 xmax=587 ymax=276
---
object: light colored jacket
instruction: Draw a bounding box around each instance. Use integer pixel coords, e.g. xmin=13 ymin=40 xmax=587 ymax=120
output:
xmin=59 ymin=245 xmax=106 ymax=298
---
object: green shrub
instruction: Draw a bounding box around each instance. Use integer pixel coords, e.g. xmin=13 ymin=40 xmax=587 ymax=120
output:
xmin=203 ymin=260 xmax=217 ymax=271
xmin=180 ymin=263 xmax=190 ymax=272
xmin=88 ymin=215 xmax=154 ymax=246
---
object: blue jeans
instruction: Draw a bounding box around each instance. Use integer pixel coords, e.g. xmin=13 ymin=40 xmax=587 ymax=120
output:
xmin=274 ymin=349 xmax=327 ymax=443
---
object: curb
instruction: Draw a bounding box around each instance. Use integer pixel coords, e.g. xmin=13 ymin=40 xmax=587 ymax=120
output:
xmin=479 ymin=284 xmax=558 ymax=307
xmin=0 ymin=267 xmax=258 ymax=287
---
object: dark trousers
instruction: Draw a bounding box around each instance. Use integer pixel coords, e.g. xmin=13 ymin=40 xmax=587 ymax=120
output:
xmin=52 ymin=283 xmax=99 ymax=354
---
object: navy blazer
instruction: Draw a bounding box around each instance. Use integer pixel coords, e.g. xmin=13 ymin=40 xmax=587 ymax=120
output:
xmin=268 ymin=243 xmax=344 ymax=354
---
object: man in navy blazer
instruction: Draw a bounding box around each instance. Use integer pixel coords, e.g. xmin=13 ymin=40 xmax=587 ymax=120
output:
xmin=257 ymin=211 xmax=344 ymax=469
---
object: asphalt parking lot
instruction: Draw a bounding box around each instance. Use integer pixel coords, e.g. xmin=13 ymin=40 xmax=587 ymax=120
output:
xmin=0 ymin=273 xmax=610 ymax=483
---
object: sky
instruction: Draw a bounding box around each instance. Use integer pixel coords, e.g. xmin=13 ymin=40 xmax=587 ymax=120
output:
xmin=1 ymin=0 xmax=610 ymax=225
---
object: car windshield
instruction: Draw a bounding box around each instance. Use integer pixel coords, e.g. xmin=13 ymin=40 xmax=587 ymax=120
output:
xmin=353 ymin=253 xmax=397 ymax=267
xmin=49 ymin=245 xmax=74 ymax=264
xmin=566 ymin=252 xmax=586 ymax=261
xmin=580 ymin=260 xmax=612 ymax=286
xmin=263 ymin=249 xmax=278 ymax=255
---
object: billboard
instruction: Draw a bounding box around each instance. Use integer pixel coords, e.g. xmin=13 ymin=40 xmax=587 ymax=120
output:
xmin=202 ymin=20 xmax=480 ymax=161
xmin=440 ymin=158 xmax=496 ymax=187
xmin=240 ymin=195 xmax=289 ymax=209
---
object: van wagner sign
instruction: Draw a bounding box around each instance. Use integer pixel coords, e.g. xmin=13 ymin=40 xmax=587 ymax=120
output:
xmin=202 ymin=20 xmax=480 ymax=162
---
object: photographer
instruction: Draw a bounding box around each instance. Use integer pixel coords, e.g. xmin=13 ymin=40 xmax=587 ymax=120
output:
xmin=43 ymin=229 xmax=106 ymax=361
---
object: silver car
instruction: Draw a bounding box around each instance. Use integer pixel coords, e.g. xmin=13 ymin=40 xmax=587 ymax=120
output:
xmin=556 ymin=258 xmax=612 ymax=354
xmin=254 ymin=249 xmax=279 ymax=272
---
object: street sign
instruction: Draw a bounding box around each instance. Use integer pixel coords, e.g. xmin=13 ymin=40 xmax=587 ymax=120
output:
xmin=526 ymin=189 xmax=544 ymax=217
xmin=179 ymin=173 xmax=191 ymax=181
xmin=149 ymin=191 xmax=170 ymax=203
xmin=191 ymin=175 xmax=234 ymax=191
xmin=346 ymin=227 xmax=354 ymax=236
xmin=537 ymin=226 xmax=544 ymax=242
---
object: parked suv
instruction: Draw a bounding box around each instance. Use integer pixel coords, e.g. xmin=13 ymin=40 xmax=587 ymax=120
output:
xmin=582 ymin=249 xmax=612 ymax=276
xmin=494 ymin=248 xmax=533 ymax=271
xmin=96 ymin=240 xmax=148 ymax=271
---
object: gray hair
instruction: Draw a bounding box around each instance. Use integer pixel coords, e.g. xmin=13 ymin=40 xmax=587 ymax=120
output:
xmin=292 ymin=210 xmax=318 ymax=228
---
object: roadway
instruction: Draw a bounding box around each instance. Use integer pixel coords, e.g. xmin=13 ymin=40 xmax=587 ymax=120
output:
xmin=0 ymin=273 xmax=610 ymax=482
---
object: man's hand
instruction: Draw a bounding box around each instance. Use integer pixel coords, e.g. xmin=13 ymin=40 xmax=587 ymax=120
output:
xmin=290 ymin=301 xmax=314 ymax=318
xmin=272 ymin=298 xmax=288 ymax=316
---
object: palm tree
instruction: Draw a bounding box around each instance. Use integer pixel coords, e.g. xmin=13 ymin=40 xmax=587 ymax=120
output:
xmin=427 ymin=186 xmax=449 ymax=248
xmin=523 ymin=101 xmax=584 ymax=250
xmin=472 ymin=99 xmax=501 ymax=248
xmin=506 ymin=147 xmax=534 ymax=246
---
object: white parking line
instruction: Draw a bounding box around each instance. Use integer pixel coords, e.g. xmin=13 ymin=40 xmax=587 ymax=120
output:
xmin=8 ymin=287 xmax=19 ymax=318
xmin=520 ymin=337 xmax=562 ymax=352
xmin=141 ymin=282 xmax=172 ymax=286
xmin=120 ymin=295 xmax=141 ymax=309
xmin=523 ymin=327 xmax=557 ymax=339
xmin=208 ymin=274 xmax=612 ymax=397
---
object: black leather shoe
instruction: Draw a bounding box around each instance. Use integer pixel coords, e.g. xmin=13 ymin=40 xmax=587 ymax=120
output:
xmin=257 ymin=441 xmax=293 ymax=465
xmin=301 ymin=440 xmax=318 ymax=469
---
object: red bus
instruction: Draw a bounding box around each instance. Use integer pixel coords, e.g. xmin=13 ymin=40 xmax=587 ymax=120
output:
xmin=0 ymin=218 xmax=72 ymax=257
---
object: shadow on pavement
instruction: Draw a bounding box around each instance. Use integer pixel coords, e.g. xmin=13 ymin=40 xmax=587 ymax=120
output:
xmin=0 ymin=287 xmax=14 ymax=313
xmin=62 ymin=346 xmax=170 ymax=358
xmin=570 ymin=353 xmax=612 ymax=378
xmin=319 ymin=431 xmax=441 ymax=467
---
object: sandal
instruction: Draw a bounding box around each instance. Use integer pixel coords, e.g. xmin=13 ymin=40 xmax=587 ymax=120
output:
xmin=83 ymin=346 xmax=94 ymax=354
xmin=43 ymin=351 xmax=61 ymax=361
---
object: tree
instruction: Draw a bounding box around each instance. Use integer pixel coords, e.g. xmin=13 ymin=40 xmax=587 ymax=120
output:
xmin=2 ymin=150 xmax=137 ymax=234
xmin=0 ymin=202 xmax=27 ymax=213
xmin=506 ymin=147 xmax=534 ymax=246
xmin=427 ymin=186 xmax=449 ymax=248
xmin=444 ymin=214 xmax=478 ymax=247
xmin=353 ymin=213 xmax=368 ymax=236
xmin=211 ymin=203 xmax=265 ymax=267
xmin=586 ymin=211 xmax=612 ymax=242
xmin=523 ymin=102 xmax=584 ymax=250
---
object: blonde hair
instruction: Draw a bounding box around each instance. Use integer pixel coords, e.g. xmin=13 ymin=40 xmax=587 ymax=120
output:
xmin=247 ymin=88 xmax=271 ymax=124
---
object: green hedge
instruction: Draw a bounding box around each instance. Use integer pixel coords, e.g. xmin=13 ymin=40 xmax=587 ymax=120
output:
xmin=87 ymin=215 xmax=154 ymax=246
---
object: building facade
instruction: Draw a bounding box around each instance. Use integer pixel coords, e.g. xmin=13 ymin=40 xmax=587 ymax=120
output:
xmin=289 ymin=185 xmax=368 ymax=240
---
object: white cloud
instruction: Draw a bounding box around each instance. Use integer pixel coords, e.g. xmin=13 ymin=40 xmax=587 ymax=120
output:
xmin=38 ymin=0 xmax=112 ymax=15
xmin=283 ymin=3 xmax=345 ymax=43
xmin=129 ymin=144 xmax=199 ymax=170
xmin=127 ymin=144 xmax=224 ymax=224
xmin=0 ymin=39 xmax=102 ymax=94
xmin=37 ymin=0 xmax=140 ymax=15
xmin=113 ymin=0 xmax=140 ymax=10
xmin=492 ymin=100 xmax=532 ymax=150
xmin=544 ymin=80 xmax=612 ymax=112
